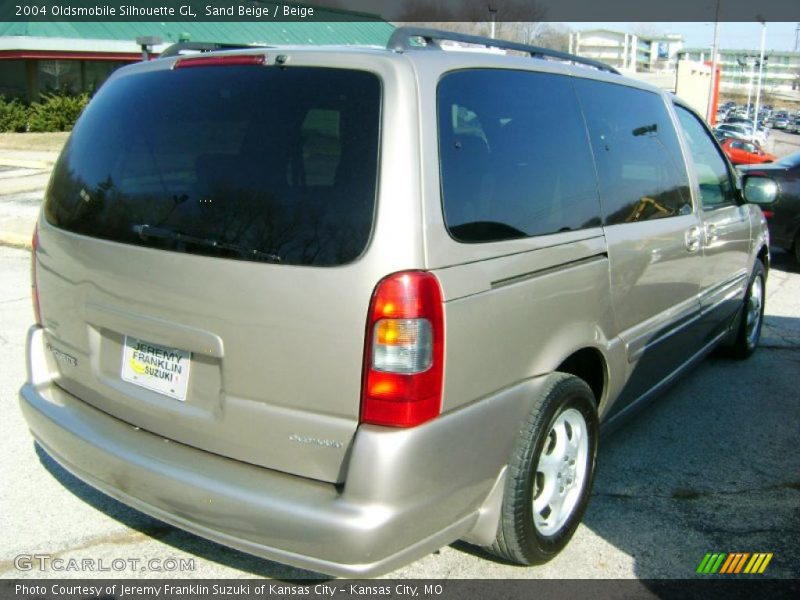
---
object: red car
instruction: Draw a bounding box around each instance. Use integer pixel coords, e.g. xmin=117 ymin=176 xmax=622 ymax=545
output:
xmin=720 ymin=138 xmax=776 ymax=165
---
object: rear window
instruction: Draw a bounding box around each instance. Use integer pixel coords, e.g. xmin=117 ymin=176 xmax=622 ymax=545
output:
xmin=45 ymin=64 xmax=381 ymax=266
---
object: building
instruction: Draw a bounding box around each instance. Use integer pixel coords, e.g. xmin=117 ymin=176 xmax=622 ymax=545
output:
xmin=568 ymin=29 xmax=683 ymax=73
xmin=0 ymin=18 xmax=393 ymax=101
xmin=674 ymin=60 xmax=717 ymax=120
xmin=677 ymin=47 xmax=800 ymax=94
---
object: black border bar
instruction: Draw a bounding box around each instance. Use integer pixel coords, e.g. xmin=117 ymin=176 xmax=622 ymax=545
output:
xmin=1 ymin=0 xmax=799 ymax=23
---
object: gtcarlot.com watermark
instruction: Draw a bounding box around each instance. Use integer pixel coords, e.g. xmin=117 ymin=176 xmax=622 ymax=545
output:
xmin=14 ymin=554 xmax=195 ymax=573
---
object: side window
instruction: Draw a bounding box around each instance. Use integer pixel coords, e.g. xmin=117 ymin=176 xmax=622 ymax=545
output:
xmin=674 ymin=105 xmax=736 ymax=209
xmin=437 ymin=69 xmax=601 ymax=243
xmin=574 ymin=79 xmax=692 ymax=225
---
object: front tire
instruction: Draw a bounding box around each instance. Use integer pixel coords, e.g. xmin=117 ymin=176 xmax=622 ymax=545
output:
xmin=489 ymin=373 xmax=598 ymax=565
xmin=727 ymin=260 xmax=766 ymax=359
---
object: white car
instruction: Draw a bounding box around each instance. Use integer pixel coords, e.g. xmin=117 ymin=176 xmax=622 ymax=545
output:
xmin=722 ymin=123 xmax=768 ymax=145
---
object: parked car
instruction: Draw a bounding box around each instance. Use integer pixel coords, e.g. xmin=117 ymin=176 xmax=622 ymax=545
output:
xmin=725 ymin=115 xmax=751 ymax=125
xmin=722 ymin=119 xmax=769 ymax=145
xmin=773 ymin=117 xmax=789 ymax=130
xmin=714 ymin=123 xmax=753 ymax=142
xmin=786 ymin=118 xmax=800 ymax=134
xmin=20 ymin=28 xmax=771 ymax=577
xmin=740 ymin=151 xmax=800 ymax=263
xmin=720 ymin=138 xmax=776 ymax=165
xmin=714 ymin=129 xmax=738 ymax=144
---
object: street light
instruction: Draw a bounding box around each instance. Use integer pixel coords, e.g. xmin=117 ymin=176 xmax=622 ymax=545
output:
xmin=753 ymin=21 xmax=767 ymax=142
xmin=706 ymin=0 xmax=720 ymax=123
xmin=745 ymin=57 xmax=756 ymax=115
xmin=736 ymin=55 xmax=758 ymax=116
xmin=136 ymin=36 xmax=162 ymax=61
xmin=488 ymin=4 xmax=497 ymax=39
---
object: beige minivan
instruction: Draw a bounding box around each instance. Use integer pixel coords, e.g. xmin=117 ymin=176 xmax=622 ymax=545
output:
xmin=20 ymin=28 xmax=773 ymax=576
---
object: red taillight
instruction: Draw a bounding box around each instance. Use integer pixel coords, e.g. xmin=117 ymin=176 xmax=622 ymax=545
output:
xmin=173 ymin=55 xmax=266 ymax=69
xmin=31 ymin=222 xmax=41 ymax=325
xmin=361 ymin=271 xmax=444 ymax=428
xmin=762 ymin=210 xmax=774 ymax=218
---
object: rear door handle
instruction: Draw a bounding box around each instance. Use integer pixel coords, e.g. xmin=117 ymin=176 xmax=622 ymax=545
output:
xmin=705 ymin=223 xmax=719 ymax=244
xmin=685 ymin=226 xmax=701 ymax=253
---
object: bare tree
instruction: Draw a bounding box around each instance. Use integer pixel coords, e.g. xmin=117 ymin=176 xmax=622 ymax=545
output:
xmin=630 ymin=23 xmax=662 ymax=38
xmin=516 ymin=22 xmax=572 ymax=51
xmin=391 ymin=21 xmax=572 ymax=54
xmin=394 ymin=0 xmax=545 ymax=30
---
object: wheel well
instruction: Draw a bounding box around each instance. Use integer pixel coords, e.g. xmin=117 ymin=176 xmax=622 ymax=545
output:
xmin=757 ymin=245 xmax=770 ymax=273
xmin=556 ymin=348 xmax=606 ymax=406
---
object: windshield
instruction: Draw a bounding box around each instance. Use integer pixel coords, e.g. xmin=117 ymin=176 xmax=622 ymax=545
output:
xmin=724 ymin=125 xmax=748 ymax=132
xmin=45 ymin=64 xmax=381 ymax=266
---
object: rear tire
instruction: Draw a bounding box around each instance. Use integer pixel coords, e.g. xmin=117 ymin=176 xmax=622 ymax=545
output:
xmin=727 ymin=260 xmax=766 ymax=359
xmin=488 ymin=373 xmax=598 ymax=565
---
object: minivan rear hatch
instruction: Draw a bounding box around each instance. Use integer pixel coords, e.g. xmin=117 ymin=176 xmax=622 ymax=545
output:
xmin=36 ymin=56 xmax=381 ymax=483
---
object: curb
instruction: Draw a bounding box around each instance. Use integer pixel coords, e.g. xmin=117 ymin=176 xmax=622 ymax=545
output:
xmin=0 ymin=231 xmax=32 ymax=250
xmin=0 ymin=158 xmax=51 ymax=170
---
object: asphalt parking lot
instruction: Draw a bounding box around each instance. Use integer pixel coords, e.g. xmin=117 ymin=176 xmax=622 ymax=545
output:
xmin=0 ymin=132 xmax=798 ymax=581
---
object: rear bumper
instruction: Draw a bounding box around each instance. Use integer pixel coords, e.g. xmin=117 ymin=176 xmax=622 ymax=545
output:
xmin=20 ymin=326 xmax=540 ymax=577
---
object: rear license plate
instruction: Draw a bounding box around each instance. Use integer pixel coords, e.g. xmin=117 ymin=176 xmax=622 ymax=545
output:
xmin=121 ymin=336 xmax=191 ymax=401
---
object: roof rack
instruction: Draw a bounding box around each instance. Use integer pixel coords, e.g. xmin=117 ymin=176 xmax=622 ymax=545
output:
xmin=386 ymin=27 xmax=620 ymax=76
xmin=159 ymin=42 xmax=271 ymax=59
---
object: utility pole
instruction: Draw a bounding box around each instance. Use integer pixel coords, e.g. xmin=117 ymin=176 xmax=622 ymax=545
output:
xmin=488 ymin=4 xmax=497 ymax=39
xmin=706 ymin=0 xmax=721 ymax=123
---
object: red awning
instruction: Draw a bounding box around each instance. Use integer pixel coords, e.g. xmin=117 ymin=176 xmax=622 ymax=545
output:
xmin=0 ymin=50 xmax=144 ymax=61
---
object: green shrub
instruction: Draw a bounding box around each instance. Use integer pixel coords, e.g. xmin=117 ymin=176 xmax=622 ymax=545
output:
xmin=27 ymin=93 xmax=89 ymax=132
xmin=0 ymin=96 xmax=30 ymax=132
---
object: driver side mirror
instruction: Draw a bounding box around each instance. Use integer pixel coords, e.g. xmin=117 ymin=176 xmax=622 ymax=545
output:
xmin=742 ymin=175 xmax=778 ymax=205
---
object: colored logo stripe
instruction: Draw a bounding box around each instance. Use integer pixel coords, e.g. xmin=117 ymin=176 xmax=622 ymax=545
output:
xmin=719 ymin=553 xmax=736 ymax=574
xmin=696 ymin=553 xmax=713 ymax=573
xmin=719 ymin=553 xmax=749 ymax=574
xmin=697 ymin=552 xmax=773 ymax=574
xmin=697 ymin=553 xmax=726 ymax=574
xmin=744 ymin=553 xmax=773 ymax=574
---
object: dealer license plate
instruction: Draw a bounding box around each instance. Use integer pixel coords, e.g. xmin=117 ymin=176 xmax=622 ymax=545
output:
xmin=121 ymin=336 xmax=191 ymax=401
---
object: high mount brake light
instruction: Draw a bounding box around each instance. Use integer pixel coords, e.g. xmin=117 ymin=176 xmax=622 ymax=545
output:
xmin=361 ymin=271 xmax=444 ymax=428
xmin=173 ymin=55 xmax=266 ymax=69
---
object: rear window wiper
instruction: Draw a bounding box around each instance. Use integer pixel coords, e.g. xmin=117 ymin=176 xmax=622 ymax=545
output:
xmin=132 ymin=224 xmax=282 ymax=263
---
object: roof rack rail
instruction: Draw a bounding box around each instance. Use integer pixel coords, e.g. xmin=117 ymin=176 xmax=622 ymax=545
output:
xmin=387 ymin=27 xmax=620 ymax=76
xmin=159 ymin=42 xmax=271 ymax=59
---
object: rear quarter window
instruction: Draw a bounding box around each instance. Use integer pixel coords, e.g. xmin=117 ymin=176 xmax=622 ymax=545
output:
xmin=437 ymin=69 xmax=601 ymax=243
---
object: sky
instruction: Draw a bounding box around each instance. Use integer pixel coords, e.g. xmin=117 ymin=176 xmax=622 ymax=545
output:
xmin=566 ymin=22 xmax=799 ymax=52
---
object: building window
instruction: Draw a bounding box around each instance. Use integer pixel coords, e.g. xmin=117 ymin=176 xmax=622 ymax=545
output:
xmin=0 ymin=61 xmax=27 ymax=99
xmin=83 ymin=61 xmax=126 ymax=94
xmin=38 ymin=60 xmax=80 ymax=95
